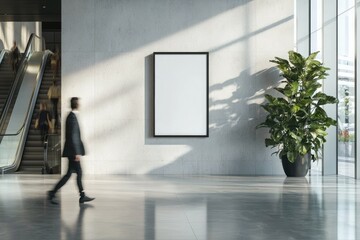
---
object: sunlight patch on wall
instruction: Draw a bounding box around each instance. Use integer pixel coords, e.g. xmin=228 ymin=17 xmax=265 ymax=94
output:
xmin=144 ymin=5 xmax=247 ymax=52
xmin=210 ymin=84 xmax=238 ymax=101
xmin=209 ymin=103 xmax=229 ymax=111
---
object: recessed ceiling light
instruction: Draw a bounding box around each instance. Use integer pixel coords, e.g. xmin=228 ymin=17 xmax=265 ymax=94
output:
xmin=43 ymin=5 xmax=46 ymax=9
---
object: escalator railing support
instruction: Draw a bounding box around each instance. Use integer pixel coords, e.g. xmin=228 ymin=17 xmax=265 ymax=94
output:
xmin=43 ymin=133 xmax=61 ymax=174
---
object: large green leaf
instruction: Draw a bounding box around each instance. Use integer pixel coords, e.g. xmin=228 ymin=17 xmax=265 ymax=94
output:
xmin=313 ymin=107 xmax=327 ymax=119
xmin=313 ymin=92 xmax=328 ymax=100
xmin=287 ymin=151 xmax=296 ymax=163
xmin=274 ymin=87 xmax=285 ymax=95
xmin=264 ymin=94 xmax=275 ymax=103
xmin=265 ymin=138 xmax=277 ymax=147
xmin=261 ymin=104 xmax=271 ymax=113
xmin=289 ymin=132 xmax=302 ymax=142
xmin=306 ymin=51 xmax=319 ymax=61
xmin=298 ymin=145 xmax=308 ymax=155
xmin=270 ymin=57 xmax=290 ymax=66
xmin=289 ymin=51 xmax=305 ymax=67
xmin=310 ymin=132 xmax=317 ymax=139
xmin=291 ymin=104 xmax=301 ymax=113
xmin=315 ymin=129 xmax=327 ymax=137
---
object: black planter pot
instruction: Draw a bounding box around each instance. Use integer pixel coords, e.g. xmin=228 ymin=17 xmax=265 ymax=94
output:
xmin=281 ymin=154 xmax=310 ymax=177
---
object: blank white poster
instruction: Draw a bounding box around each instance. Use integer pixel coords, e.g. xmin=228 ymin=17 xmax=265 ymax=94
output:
xmin=154 ymin=53 xmax=208 ymax=137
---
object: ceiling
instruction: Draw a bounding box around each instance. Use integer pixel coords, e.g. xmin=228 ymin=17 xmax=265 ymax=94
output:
xmin=0 ymin=0 xmax=61 ymax=22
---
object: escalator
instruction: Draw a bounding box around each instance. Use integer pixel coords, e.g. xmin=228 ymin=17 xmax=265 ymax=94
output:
xmin=19 ymin=58 xmax=61 ymax=173
xmin=0 ymin=34 xmax=52 ymax=173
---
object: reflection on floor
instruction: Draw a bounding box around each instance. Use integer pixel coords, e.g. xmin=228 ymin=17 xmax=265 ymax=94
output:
xmin=0 ymin=174 xmax=359 ymax=240
xmin=338 ymin=161 xmax=355 ymax=178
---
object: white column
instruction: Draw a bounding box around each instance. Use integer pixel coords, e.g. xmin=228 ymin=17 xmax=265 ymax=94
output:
xmin=322 ymin=0 xmax=337 ymax=175
xmin=295 ymin=0 xmax=310 ymax=55
xmin=356 ymin=0 xmax=360 ymax=178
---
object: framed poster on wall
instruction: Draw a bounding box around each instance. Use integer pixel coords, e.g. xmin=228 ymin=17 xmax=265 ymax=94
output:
xmin=153 ymin=52 xmax=209 ymax=137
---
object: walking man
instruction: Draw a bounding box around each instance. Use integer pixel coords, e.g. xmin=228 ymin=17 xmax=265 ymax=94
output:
xmin=48 ymin=97 xmax=94 ymax=204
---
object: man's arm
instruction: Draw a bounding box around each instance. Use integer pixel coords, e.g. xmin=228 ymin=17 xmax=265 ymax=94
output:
xmin=69 ymin=114 xmax=83 ymax=158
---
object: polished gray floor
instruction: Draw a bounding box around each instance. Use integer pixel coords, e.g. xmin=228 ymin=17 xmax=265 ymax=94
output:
xmin=0 ymin=174 xmax=359 ymax=240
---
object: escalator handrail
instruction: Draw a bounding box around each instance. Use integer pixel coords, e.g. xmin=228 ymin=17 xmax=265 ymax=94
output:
xmin=0 ymin=122 xmax=25 ymax=136
xmin=21 ymin=33 xmax=46 ymax=60
xmin=0 ymin=33 xmax=46 ymax=134
xmin=0 ymin=49 xmax=10 ymax=65
xmin=0 ymin=50 xmax=52 ymax=173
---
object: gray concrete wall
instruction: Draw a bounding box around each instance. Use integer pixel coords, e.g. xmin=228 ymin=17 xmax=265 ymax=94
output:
xmin=62 ymin=0 xmax=294 ymax=175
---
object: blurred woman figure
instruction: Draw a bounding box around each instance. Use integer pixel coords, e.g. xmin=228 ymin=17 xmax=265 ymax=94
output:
xmin=47 ymin=80 xmax=60 ymax=129
xmin=51 ymin=46 xmax=60 ymax=79
xmin=35 ymin=101 xmax=53 ymax=143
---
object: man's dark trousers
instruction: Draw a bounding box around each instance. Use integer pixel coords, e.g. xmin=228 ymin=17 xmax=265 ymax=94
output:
xmin=53 ymin=156 xmax=84 ymax=194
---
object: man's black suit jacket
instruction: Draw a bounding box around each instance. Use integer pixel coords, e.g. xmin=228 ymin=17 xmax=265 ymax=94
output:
xmin=62 ymin=112 xmax=85 ymax=157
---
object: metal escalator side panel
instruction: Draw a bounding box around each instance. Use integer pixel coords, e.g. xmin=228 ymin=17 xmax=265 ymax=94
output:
xmin=0 ymin=51 xmax=51 ymax=173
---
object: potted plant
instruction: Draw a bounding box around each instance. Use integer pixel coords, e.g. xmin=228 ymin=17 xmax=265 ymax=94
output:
xmin=257 ymin=51 xmax=338 ymax=177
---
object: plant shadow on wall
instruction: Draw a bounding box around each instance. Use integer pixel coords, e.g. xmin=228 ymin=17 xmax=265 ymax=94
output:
xmin=145 ymin=54 xmax=281 ymax=174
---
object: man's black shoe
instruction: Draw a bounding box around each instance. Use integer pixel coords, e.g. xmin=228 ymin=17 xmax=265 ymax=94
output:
xmin=47 ymin=191 xmax=58 ymax=204
xmin=79 ymin=195 xmax=95 ymax=204
xmin=47 ymin=190 xmax=55 ymax=200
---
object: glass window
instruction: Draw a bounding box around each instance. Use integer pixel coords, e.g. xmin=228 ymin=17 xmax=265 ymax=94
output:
xmin=337 ymin=0 xmax=355 ymax=178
